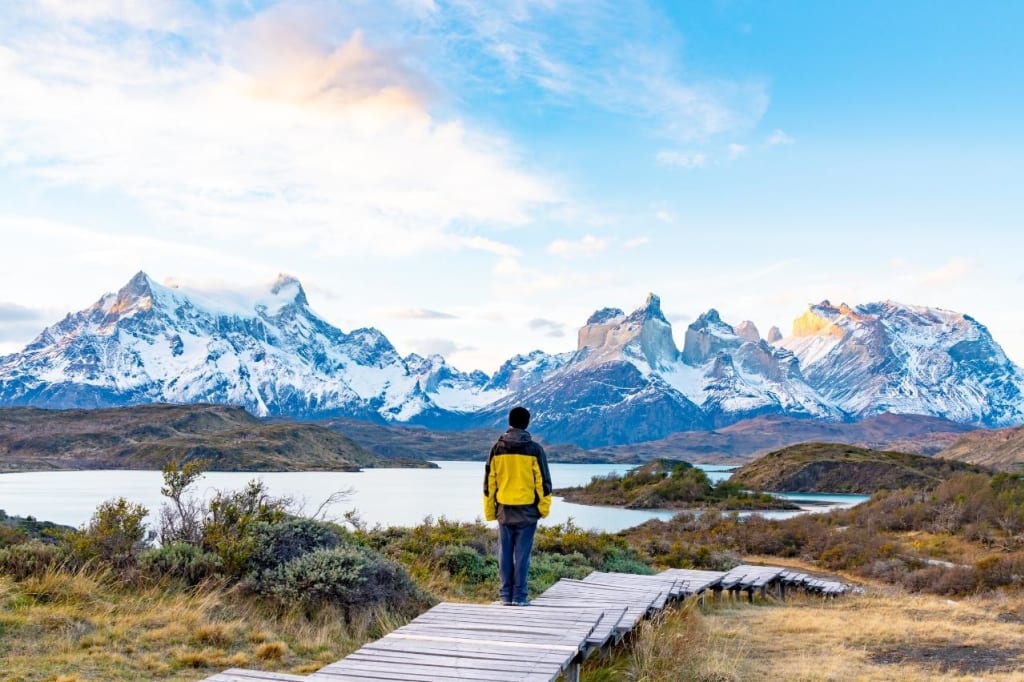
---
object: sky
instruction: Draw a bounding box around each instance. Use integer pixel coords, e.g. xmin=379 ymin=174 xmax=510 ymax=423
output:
xmin=1 ymin=0 xmax=1023 ymax=373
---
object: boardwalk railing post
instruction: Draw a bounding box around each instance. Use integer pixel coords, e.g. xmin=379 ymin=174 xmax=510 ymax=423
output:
xmin=565 ymin=659 xmax=581 ymax=682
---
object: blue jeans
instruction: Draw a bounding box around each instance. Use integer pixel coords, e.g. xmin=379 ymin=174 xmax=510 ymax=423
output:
xmin=498 ymin=522 xmax=537 ymax=603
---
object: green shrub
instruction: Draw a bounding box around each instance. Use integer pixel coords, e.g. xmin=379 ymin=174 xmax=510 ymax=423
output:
xmin=601 ymin=547 xmax=654 ymax=574
xmin=255 ymin=545 xmax=426 ymax=616
xmin=0 ymin=524 xmax=28 ymax=549
xmin=0 ymin=541 xmax=66 ymax=580
xmin=247 ymin=518 xmax=341 ymax=575
xmin=139 ymin=542 xmax=223 ymax=584
xmin=66 ymin=497 xmax=149 ymax=570
xmin=441 ymin=545 xmax=495 ymax=584
xmin=528 ymin=551 xmax=593 ymax=595
xmin=201 ymin=480 xmax=290 ymax=577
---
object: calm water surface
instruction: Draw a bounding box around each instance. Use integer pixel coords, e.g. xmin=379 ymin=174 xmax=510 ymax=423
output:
xmin=0 ymin=461 xmax=866 ymax=532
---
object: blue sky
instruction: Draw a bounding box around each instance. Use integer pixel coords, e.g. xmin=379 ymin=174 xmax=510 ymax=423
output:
xmin=1 ymin=0 xmax=1022 ymax=371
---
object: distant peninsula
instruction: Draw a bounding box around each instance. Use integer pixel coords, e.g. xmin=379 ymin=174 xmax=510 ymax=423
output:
xmin=729 ymin=442 xmax=987 ymax=494
xmin=0 ymin=404 xmax=435 ymax=472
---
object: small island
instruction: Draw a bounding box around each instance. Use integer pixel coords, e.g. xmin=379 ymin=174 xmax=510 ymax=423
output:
xmin=555 ymin=458 xmax=799 ymax=511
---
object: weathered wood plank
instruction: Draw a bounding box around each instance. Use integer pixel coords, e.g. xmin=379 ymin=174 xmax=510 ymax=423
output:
xmin=201 ymin=669 xmax=309 ymax=682
xmin=317 ymin=658 xmax=558 ymax=681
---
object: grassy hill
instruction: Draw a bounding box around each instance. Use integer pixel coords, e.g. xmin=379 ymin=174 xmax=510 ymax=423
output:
xmin=555 ymin=458 xmax=797 ymax=510
xmin=937 ymin=424 xmax=1024 ymax=473
xmin=0 ymin=404 xmax=433 ymax=472
xmin=730 ymin=442 xmax=986 ymax=493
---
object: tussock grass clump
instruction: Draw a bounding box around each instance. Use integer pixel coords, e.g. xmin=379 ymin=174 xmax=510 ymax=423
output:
xmin=254 ymin=640 xmax=288 ymax=660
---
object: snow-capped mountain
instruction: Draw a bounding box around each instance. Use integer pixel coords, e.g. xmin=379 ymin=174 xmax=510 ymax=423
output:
xmin=0 ymin=272 xmax=504 ymax=422
xmin=467 ymin=295 xmax=838 ymax=445
xmin=778 ymin=300 xmax=1024 ymax=426
xmin=2 ymin=273 xmax=1023 ymax=447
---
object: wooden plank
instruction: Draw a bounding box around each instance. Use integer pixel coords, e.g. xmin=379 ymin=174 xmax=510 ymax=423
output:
xmin=358 ymin=638 xmax=568 ymax=664
xmin=318 ymin=658 xmax=558 ymax=681
xmin=202 ymin=669 xmax=309 ymax=682
xmin=343 ymin=650 xmax=560 ymax=672
xmin=384 ymin=633 xmax=581 ymax=653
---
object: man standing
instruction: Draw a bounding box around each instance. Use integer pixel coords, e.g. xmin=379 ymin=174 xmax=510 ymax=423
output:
xmin=483 ymin=406 xmax=552 ymax=606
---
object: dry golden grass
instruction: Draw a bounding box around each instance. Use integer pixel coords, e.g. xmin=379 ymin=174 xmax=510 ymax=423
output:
xmin=0 ymin=569 xmax=402 ymax=681
xmin=253 ymin=641 xmax=288 ymax=661
xmin=581 ymin=550 xmax=1024 ymax=682
xmin=700 ymin=589 xmax=1024 ymax=681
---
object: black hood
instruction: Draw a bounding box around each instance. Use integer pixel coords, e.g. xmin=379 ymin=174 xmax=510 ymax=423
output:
xmin=498 ymin=427 xmax=533 ymax=447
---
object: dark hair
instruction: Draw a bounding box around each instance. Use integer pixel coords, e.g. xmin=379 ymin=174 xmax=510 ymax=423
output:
xmin=508 ymin=406 xmax=530 ymax=429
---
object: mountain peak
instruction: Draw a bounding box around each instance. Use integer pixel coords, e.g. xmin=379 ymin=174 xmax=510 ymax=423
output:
xmin=270 ymin=273 xmax=308 ymax=306
xmin=586 ymin=307 xmax=625 ymax=325
xmin=104 ymin=271 xmax=158 ymax=319
xmin=625 ymin=292 xmax=668 ymax=324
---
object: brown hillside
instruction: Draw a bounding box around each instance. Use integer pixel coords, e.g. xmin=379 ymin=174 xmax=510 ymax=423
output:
xmin=730 ymin=442 xmax=987 ymax=494
xmin=593 ymin=413 xmax=974 ymax=464
xmin=0 ymin=404 xmax=432 ymax=472
xmin=937 ymin=424 xmax=1024 ymax=472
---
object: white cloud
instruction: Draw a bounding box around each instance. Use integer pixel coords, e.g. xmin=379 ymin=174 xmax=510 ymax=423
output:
xmin=766 ymin=129 xmax=795 ymax=145
xmin=728 ymin=143 xmax=748 ymax=159
xmin=493 ymin=257 xmax=524 ymax=276
xmin=915 ymin=259 xmax=977 ymax=288
xmin=378 ymin=308 xmax=457 ymax=320
xmin=456 ymin=236 xmax=521 ymax=257
xmin=624 ymin=236 xmax=650 ymax=248
xmin=0 ymin=4 xmax=557 ymax=259
xmin=442 ymin=1 xmax=769 ymax=141
xmin=528 ymin=318 xmax=566 ymax=338
xmin=406 ymin=337 xmax=474 ymax=357
xmin=656 ymin=150 xmax=707 ymax=168
xmin=547 ymin=234 xmax=608 ymax=258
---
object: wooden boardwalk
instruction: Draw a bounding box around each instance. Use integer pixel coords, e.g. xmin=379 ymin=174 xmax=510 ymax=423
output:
xmin=201 ymin=565 xmax=848 ymax=682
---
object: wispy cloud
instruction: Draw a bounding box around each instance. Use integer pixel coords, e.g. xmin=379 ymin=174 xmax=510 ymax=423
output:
xmin=766 ymin=129 xmax=795 ymax=146
xmin=624 ymin=236 xmax=650 ymax=248
xmin=656 ymin=150 xmax=707 ymax=168
xmin=528 ymin=318 xmax=566 ymax=338
xmin=915 ymin=259 xmax=977 ymax=288
xmin=457 ymin=236 xmax=521 ymax=257
xmin=379 ymin=308 xmax=458 ymax=320
xmin=440 ymin=1 xmax=768 ymax=141
xmin=547 ymin=235 xmax=608 ymax=258
xmin=0 ymin=302 xmax=49 ymax=343
xmin=728 ymin=143 xmax=748 ymax=159
xmin=407 ymin=337 xmax=474 ymax=357
xmin=0 ymin=3 xmax=557 ymax=258
xmin=666 ymin=312 xmax=693 ymax=325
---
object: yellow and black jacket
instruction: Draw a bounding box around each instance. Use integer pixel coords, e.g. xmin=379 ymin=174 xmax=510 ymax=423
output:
xmin=483 ymin=427 xmax=552 ymax=525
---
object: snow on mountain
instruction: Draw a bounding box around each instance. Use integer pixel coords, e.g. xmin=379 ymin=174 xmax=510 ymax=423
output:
xmin=671 ymin=309 xmax=837 ymax=424
xmin=779 ymin=300 xmax=1024 ymax=426
xmin=2 ymin=274 xmax=1023 ymax=446
xmin=0 ymin=272 xmax=482 ymax=422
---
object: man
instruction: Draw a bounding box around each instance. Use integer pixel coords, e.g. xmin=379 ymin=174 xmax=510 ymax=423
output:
xmin=483 ymin=406 xmax=552 ymax=606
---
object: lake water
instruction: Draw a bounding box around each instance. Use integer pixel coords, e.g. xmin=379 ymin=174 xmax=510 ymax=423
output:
xmin=0 ymin=461 xmax=867 ymax=533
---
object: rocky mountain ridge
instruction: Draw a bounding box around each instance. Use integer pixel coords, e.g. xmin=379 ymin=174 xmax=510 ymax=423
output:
xmin=1 ymin=272 xmax=1022 ymax=447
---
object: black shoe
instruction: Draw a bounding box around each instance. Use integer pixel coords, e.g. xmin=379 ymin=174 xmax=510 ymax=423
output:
xmin=501 ymin=600 xmax=514 ymax=606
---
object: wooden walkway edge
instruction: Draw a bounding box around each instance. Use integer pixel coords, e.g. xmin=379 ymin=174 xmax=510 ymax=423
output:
xmin=200 ymin=565 xmax=849 ymax=682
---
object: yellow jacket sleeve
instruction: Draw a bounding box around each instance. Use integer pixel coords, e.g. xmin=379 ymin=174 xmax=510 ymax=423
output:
xmin=533 ymin=459 xmax=552 ymax=518
xmin=483 ymin=461 xmax=498 ymax=521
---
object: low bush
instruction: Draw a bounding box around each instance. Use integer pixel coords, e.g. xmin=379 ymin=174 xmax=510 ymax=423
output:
xmin=0 ymin=541 xmax=67 ymax=580
xmin=140 ymin=542 xmax=223 ymax=584
xmin=65 ymin=497 xmax=149 ymax=570
xmin=440 ymin=545 xmax=495 ymax=585
xmin=254 ymin=544 xmax=428 ymax=617
xmin=247 ymin=517 xmax=341 ymax=575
